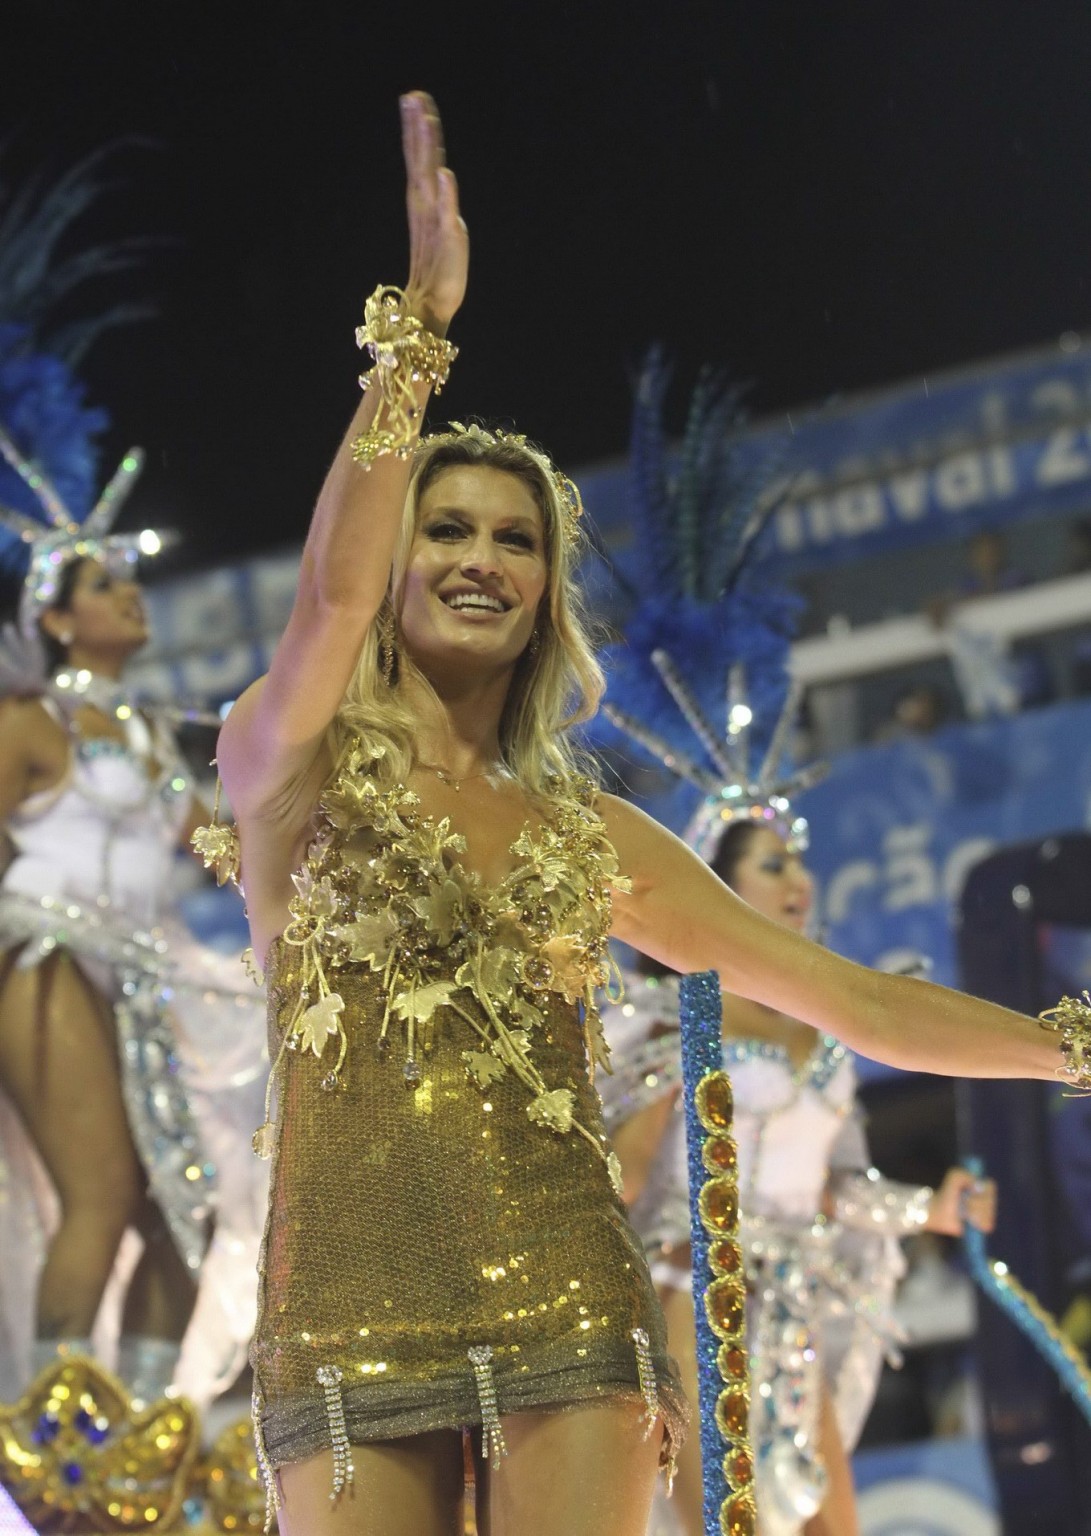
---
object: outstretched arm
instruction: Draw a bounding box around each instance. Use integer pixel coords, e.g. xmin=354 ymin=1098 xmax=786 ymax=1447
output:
xmin=219 ymin=92 xmax=468 ymax=827
xmin=601 ymin=794 xmax=1062 ymax=1082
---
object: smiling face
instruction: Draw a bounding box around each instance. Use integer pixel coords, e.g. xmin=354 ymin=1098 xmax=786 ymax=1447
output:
xmin=718 ymin=824 xmax=813 ymax=933
xmin=396 ymin=463 xmax=549 ymax=679
xmin=40 ymin=557 xmax=148 ymax=667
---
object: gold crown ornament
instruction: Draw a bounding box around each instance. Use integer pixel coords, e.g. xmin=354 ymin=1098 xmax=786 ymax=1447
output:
xmin=198 ymin=1416 xmax=273 ymax=1533
xmin=0 ymin=1352 xmax=199 ymax=1532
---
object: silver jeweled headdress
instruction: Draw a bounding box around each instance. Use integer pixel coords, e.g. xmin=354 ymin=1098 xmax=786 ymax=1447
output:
xmin=0 ymin=422 xmax=164 ymax=640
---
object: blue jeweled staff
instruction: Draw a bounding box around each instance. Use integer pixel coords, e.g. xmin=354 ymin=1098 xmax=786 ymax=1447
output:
xmin=680 ymin=970 xmax=756 ymax=1536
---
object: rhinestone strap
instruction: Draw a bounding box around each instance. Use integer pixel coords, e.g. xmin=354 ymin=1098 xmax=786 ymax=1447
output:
xmin=468 ymin=1345 xmax=508 ymax=1468
xmin=316 ymin=1364 xmax=355 ymax=1502
xmin=251 ymin=1387 xmax=280 ymax=1533
xmin=630 ymin=1327 xmax=659 ymax=1439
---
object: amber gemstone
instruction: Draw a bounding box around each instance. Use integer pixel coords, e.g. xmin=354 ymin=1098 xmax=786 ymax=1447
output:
xmin=715 ymin=1388 xmax=749 ymax=1440
xmin=696 ymin=1071 xmax=733 ymax=1129
xmin=720 ymin=1490 xmax=757 ymax=1536
xmin=705 ymin=1277 xmax=746 ymax=1339
xmin=717 ymin=1342 xmax=748 ymax=1380
xmin=723 ymin=1446 xmax=754 ymax=1487
xmin=699 ymin=1178 xmax=739 ymax=1234
xmin=708 ymin=1237 xmax=743 ymax=1276
xmin=702 ymin=1134 xmax=738 ymax=1175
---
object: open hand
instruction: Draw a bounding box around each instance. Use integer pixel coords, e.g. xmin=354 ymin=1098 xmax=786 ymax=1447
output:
xmin=926 ymin=1167 xmax=998 ymax=1236
xmin=401 ymin=92 xmax=468 ymax=335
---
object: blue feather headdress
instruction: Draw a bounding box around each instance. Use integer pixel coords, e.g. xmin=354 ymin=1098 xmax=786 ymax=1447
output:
xmin=0 ymin=149 xmax=165 ymax=653
xmin=596 ymin=348 xmax=824 ymax=859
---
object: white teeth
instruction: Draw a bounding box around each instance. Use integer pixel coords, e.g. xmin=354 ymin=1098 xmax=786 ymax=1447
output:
xmin=445 ymin=593 xmax=505 ymax=613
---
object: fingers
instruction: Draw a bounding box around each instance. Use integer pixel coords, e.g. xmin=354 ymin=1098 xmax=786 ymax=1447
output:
xmin=954 ymin=1170 xmax=998 ymax=1233
xmin=402 ymin=92 xmax=446 ymax=196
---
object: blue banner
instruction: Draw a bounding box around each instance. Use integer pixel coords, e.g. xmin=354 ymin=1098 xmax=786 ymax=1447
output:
xmin=854 ymin=1437 xmax=998 ymax=1535
xmin=581 ymin=338 xmax=1091 ymax=576
xmin=798 ymin=696 xmax=1091 ymax=997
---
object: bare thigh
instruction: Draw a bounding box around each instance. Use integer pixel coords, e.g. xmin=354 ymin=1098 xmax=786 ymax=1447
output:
xmin=804 ymin=1385 xmax=859 ymax=1536
xmin=0 ymin=953 xmax=143 ymax=1252
xmin=486 ymin=1401 xmax=662 ymax=1536
xmin=659 ymin=1285 xmax=703 ymax=1536
xmin=276 ymin=1432 xmax=465 ymax=1536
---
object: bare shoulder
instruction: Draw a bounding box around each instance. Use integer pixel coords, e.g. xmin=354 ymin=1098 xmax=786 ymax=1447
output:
xmin=218 ymin=672 xmax=336 ymax=829
xmin=219 ymin=676 xmax=339 ymax=962
xmin=595 ymin=791 xmax=689 ymax=870
xmin=0 ymin=696 xmax=69 ymax=816
xmin=216 ymin=675 xmax=267 ymax=785
xmin=595 ymin=790 xmax=662 ymax=837
xmin=0 ymin=695 xmax=66 ymax=762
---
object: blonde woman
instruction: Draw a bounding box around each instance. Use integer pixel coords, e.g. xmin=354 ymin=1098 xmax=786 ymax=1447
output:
xmin=215 ymin=93 xmax=1079 ymax=1536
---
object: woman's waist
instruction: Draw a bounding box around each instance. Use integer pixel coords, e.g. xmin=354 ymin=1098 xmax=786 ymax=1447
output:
xmin=0 ymin=871 xmax=170 ymax=966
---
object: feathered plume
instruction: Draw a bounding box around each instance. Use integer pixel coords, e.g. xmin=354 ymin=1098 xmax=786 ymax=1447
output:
xmin=0 ymin=143 xmax=156 ymax=366
xmin=592 ymin=350 xmax=819 ymax=852
xmin=0 ymin=146 xmax=162 ymax=653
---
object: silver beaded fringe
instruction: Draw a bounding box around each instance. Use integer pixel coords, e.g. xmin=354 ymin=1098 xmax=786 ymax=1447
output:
xmin=251 ymin=1387 xmax=281 ymax=1533
xmin=631 ymin=1327 xmax=659 ymax=1439
xmin=468 ymin=1344 xmax=508 ymax=1468
xmin=316 ymin=1363 xmax=355 ymax=1501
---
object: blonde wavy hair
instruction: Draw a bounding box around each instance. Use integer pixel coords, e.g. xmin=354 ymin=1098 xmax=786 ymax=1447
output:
xmin=331 ymin=425 xmax=605 ymax=798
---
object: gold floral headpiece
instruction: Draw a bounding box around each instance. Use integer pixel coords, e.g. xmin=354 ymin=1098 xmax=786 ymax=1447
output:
xmin=422 ymin=420 xmax=585 ymax=549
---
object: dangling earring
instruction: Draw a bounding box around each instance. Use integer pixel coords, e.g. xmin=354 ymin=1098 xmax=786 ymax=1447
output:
xmin=377 ymin=607 xmax=397 ymax=686
xmin=528 ymin=628 xmax=541 ymax=658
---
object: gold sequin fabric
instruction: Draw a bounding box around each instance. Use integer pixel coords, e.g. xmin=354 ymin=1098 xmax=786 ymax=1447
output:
xmin=251 ymin=741 xmax=685 ymax=1469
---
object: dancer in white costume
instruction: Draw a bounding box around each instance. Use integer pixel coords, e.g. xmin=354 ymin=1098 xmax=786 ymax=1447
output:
xmin=603 ymin=812 xmax=996 ymax=1536
xmin=0 ymin=428 xmax=266 ymax=1409
xmin=596 ymin=356 xmax=995 ymax=1535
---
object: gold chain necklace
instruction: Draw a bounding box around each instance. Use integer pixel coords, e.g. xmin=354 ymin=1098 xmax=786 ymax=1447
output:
xmin=417 ymin=761 xmax=502 ymax=793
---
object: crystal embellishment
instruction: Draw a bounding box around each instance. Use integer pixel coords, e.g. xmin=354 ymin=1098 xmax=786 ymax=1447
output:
xmin=468 ymin=1345 xmax=508 ymax=1468
xmin=316 ymin=1364 xmax=354 ymax=1503
xmin=631 ymin=1327 xmax=659 ymax=1438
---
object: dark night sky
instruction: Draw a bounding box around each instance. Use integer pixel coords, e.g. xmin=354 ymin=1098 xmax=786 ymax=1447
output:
xmin=6 ymin=0 xmax=1091 ymax=571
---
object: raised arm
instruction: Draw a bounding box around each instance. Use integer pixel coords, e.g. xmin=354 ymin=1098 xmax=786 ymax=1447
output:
xmin=219 ymin=93 xmax=468 ymax=824
xmin=601 ymin=794 xmax=1065 ymax=1082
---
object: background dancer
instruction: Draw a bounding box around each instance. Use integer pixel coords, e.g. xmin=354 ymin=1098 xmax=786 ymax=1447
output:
xmin=0 ymin=398 xmax=266 ymax=1412
xmin=206 ymin=93 xmax=1083 ymax=1536
xmin=604 ymin=815 xmax=996 ymax=1536
xmin=596 ymin=358 xmax=999 ymax=1535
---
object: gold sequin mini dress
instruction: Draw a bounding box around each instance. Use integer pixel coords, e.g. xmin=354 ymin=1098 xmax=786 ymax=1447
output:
xmin=249 ymin=739 xmax=685 ymax=1501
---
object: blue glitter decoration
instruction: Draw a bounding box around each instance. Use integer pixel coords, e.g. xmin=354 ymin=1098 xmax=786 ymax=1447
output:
xmin=32 ymin=1411 xmax=59 ymax=1445
xmin=963 ymin=1157 xmax=1091 ymax=1427
xmin=679 ymin=970 xmax=729 ymax=1536
xmin=61 ymin=1461 xmax=83 ymax=1485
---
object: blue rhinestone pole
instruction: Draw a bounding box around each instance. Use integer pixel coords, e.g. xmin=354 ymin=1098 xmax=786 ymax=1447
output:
xmin=679 ymin=971 xmax=755 ymax=1536
xmin=962 ymin=1156 xmax=1091 ymax=1427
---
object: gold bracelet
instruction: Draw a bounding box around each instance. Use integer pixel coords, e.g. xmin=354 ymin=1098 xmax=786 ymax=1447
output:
xmin=1039 ymin=992 xmax=1091 ymax=1090
xmin=351 ymin=285 xmax=458 ymax=467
